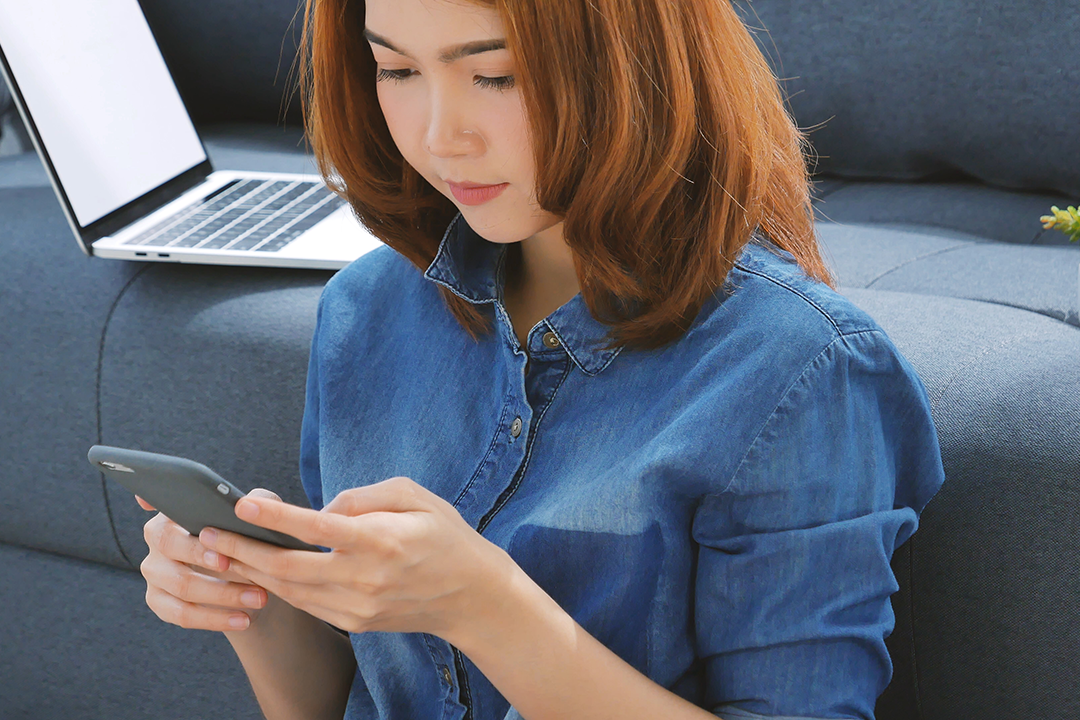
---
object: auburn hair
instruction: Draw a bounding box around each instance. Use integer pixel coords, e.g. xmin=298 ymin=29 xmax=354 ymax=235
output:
xmin=299 ymin=0 xmax=831 ymax=350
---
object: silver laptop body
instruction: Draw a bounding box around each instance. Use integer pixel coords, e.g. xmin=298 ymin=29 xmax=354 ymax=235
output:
xmin=0 ymin=0 xmax=381 ymax=270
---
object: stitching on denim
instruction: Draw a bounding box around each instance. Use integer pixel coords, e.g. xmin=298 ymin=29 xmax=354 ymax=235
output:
xmin=719 ymin=330 xmax=883 ymax=496
xmin=732 ymin=261 xmax=843 ymax=335
xmin=451 ymin=393 xmax=513 ymax=513
xmin=476 ymin=359 xmax=573 ymax=534
xmin=96 ymin=265 xmax=150 ymax=570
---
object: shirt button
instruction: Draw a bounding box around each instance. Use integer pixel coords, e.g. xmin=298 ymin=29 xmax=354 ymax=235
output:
xmin=510 ymin=417 xmax=523 ymax=438
xmin=542 ymin=331 xmax=561 ymax=349
xmin=440 ymin=665 xmax=453 ymax=686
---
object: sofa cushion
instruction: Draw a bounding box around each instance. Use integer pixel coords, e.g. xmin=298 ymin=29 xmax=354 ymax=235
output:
xmin=99 ymin=263 xmax=331 ymax=565
xmin=0 ymin=125 xmax=326 ymax=568
xmin=742 ymin=0 xmax=1080 ymax=197
xmin=0 ymin=186 xmax=139 ymax=566
xmin=141 ymin=0 xmax=306 ymax=125
xmin=843 ymin=289 xmax=1080 ymax=720
xmin=820 ymin=223 xmax=1080 ymax=327
xmin=814 ymin=180 xmax=1078 ymax=247
xmin=0 ymin=542 xmax=261 ymax=719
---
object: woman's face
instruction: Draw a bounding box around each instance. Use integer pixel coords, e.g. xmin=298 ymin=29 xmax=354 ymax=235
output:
xmin=364 ymin=0 xmax=562 ymax=245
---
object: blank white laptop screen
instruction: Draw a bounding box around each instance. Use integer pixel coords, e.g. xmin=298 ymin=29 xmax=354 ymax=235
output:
xmin=0 ymin=0 xmax=206 ymax=227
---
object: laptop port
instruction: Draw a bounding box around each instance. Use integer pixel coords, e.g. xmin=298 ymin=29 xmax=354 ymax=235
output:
xmin=157 ymin=253 xmax=170 ymax=258
xmin=135 ymin=252 xmax=147 ymax=256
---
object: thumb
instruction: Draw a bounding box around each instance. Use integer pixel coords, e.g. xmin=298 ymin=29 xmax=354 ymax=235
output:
xmin=246 ymin=488 xmax=283 ymax=502
xmin=322 ymin=477 xmax=425 ymax=516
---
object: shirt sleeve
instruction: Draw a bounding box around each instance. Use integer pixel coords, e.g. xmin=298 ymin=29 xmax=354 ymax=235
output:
xmin=299 ymin=292 xmax=326 ymax=512
xmin=692 ymin=329 xmax=945 ymax=719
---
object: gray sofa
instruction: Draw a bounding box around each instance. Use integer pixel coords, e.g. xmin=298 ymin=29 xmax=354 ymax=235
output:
xmin=1 ymin=1 xmax=1077 ymax=718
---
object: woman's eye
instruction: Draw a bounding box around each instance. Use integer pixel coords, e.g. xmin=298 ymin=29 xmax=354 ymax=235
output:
xmin=375 ymin=68 xmax=515 ymax=92
xmin=376 ymin=68 xmax=414 ymax=84
xmin=475 ymin=75 xmax=516 ymax=92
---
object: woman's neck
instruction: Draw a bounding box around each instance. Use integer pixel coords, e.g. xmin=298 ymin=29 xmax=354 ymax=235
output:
xmin=502 ymin=222 xmax=580 ymax=348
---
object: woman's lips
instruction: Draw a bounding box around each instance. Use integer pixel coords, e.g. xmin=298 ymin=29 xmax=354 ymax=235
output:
xmin=448 ymin=181 xmax=508 ymax=206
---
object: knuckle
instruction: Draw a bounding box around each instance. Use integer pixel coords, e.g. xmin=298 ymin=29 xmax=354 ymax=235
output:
xmin=310 ymin=512 xmax=335 ymax=540
xmin=143 ymin=515 xmax=164 ymax=546
xmin=173 ymin=571 xmax=194 ymax=600
xmin=139 ymin=554 xmax=153 ymax=579
xmin=174 ymin=604 xmax=192 ymax=629
xmin=356 ymin=598 xmax=382 ymax=622
xmin=268 ymin=553 xmax=290 ymax=578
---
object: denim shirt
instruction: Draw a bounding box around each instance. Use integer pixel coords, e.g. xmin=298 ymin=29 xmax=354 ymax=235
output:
xmin=300 ymin=215 xmax=946 ymax=720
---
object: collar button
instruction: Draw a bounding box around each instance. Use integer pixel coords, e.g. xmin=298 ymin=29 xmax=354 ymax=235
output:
xmin=542 ymin=331 xmax=562 ymax=349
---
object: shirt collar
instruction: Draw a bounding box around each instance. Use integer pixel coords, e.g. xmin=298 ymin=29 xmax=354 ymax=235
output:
xmin=424 ymin=214 xmax=623 ymax=376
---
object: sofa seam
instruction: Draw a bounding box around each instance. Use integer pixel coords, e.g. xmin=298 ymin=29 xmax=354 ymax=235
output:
xmin=96 ymin=266 xmax=151 ymax=570
xmin=863 ymin=241 xmax=978 ymax=289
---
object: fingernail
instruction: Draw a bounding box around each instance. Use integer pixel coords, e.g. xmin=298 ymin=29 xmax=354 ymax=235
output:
xmin=241 ymin=590 xmax=263 ymax=608
xmin=228 ymin=615 xmax=250 ymax=630
xmin=200 ymin=528 xmax=217 ymax=547
xmin=204 ymin=550 xmax=220 ymax=568
xmin=235 ymin=500 xmax=259 ymax=521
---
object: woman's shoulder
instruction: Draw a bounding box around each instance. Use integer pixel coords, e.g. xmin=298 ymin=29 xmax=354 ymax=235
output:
xmin=322 ymin=244 xmax=424 ymax=304
xmin=314 ymin=245 xmax=454 ymax=354
xmin=679 ymin=240 xmax=916 ymax=415
xmin=723 ymin=240 xmax=882 ymax=344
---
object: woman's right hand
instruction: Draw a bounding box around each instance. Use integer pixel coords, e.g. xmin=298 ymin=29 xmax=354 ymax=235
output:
xmin=138 ymin=489 xmax=279 ymax=632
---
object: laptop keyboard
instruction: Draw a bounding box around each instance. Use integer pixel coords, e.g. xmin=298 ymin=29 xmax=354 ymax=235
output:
xmin=124 ymin=179 xmax=344 ymax=252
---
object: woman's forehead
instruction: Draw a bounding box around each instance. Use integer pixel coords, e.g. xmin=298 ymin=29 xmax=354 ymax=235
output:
xmin=364 ymin=0 xmax=505 ymax=54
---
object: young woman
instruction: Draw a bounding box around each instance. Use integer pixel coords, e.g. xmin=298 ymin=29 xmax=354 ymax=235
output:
xmin=138 ymin=0 xmax=946 ymax=718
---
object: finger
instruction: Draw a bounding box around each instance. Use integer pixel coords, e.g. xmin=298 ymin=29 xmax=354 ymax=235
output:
xmin=142 ymin=554 xmax=267 ymax=610
xmin=136 ymin=495 xmax=156 ymax=512
xmin=231 ymin=495 xmax=353 ymax=548
xmin=322 ymin=477 xmax=429 ymax=517
xmin=227 ymin=559 xmax=317 ymax=602
xmin=200 ymin=527 xmax=333 ymax=584
xmin=147 ymin=514 xmax=230 ymax=573
xmin=145 ymin=584 xmax=253 ymax=632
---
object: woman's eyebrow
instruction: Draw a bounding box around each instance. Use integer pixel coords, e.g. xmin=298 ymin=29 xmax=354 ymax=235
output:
xmin=363 ymin=29 xmax=507 ymax=64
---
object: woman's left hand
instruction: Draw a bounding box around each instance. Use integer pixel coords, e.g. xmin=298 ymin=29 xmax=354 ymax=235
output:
xmin=198 ymin=477 xmax=514 ymax=644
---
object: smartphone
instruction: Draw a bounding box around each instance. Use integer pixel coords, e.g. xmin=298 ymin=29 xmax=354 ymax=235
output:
xmin=88 ymin=445 xmax=321 ymax=552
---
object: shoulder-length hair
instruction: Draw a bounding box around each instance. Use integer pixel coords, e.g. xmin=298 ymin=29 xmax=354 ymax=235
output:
xmin=300 ymin=0 xmax=831 ymax=350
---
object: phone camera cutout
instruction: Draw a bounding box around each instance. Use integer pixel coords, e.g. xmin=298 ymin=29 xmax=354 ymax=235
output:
xmin=98 ymin=460 xmax=135 ymax=473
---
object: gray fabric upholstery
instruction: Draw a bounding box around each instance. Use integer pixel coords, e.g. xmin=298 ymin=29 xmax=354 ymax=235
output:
xmin=0 ymin=187 xmax=137 ymax=566
xmin=741 ymin=0 xmax=1080 ymax=197
xmin=140 ymin=0 xmax=307 ymax=124
xmin=845 ymin=289 xmax=1080 ymax=720
xmin=99 ymin=264 xmax=330 ymax=566
xmin=0 ymin=152 xmax=48 ymax=188
xmin=3 ymin=3 xmax=1079 ymax=717
xmin=814 ymin=181 xmax=1078 ymax=247
xmin=820 ymin=223 xmax=1080 ymax=327
xmin=0 ymin=542 xmax=261 ymax=720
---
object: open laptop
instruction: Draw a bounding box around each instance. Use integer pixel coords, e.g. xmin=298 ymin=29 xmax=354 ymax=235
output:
xmin=0 ymin=0 xmax=382 ymax=270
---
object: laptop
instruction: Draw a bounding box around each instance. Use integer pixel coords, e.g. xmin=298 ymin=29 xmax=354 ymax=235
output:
xmin=0 ymin=0 xmax=382 ymax=270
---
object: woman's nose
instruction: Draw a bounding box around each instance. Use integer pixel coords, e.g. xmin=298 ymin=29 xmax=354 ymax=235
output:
xmin=423 ymin=96 xmax=482 ymax=158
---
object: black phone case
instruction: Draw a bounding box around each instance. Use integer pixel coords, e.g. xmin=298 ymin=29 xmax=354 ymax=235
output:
xmin=88 ymin=445 xmax=321 ymax=552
